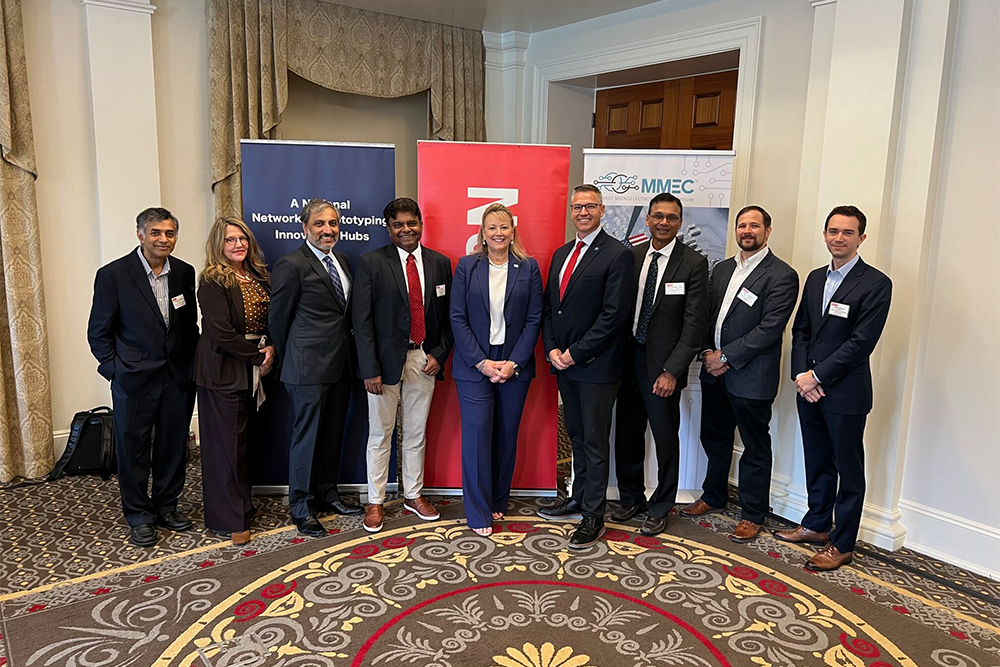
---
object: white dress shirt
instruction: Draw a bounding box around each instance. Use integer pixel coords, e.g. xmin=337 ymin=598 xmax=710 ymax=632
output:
xmin=558 ymin=227 xmax=601 ymax=285
xmin=396 ymin=244 xmax=426 ymax=301
xmin=714 ymin=246 xmax=770 ymax=348
xmin=306 ymin=241 xmax=351 ymax=300
xmin=632 ymin=239 xmax=676 ymax=336
xmin=488 ymin=260 xmax=508 ymax=345
xmin=137 ymin=247 xmax=171 ymax=327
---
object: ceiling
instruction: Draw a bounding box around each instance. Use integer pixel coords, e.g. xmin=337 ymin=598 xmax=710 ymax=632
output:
xmin=319 ymin=0 xmax=672 ymax=33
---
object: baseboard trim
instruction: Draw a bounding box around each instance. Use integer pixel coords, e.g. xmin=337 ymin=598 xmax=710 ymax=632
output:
xmin=898 ymin=499 xmax=1000 ymax=580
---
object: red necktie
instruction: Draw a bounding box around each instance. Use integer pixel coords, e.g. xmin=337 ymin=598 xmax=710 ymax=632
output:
xmin=559 ymin=240 xmax=586 ymax=300
xmin=406 ymin=254 xmax=426 ymax=345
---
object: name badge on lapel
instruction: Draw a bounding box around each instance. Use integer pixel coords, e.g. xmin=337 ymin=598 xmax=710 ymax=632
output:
xmin=435 ymin=284 xmax=446 ymax=297
xmin=171 ymin=295 xmax=186 ymax=309
xmin=829 ymin=302 xmax=850 ymax=318
xmin=737 ymin=287 xmax=758 ymax=307
xmin=664 ymin=282 xmax=685 ymax=296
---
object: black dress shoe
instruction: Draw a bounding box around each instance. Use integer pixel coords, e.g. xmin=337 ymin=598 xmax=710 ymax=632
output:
xmin=640 ymin=514 xmax=668 ymax=536
xmin=569 ymin=516 xmax=606 ymax=550
xmin=610 ymin=503 xmax=648 ymax=522
xmin=537 ymin=498 xmax=584 ymax=520
xmin=155 ymin=511 xmax=193 ymax=531
xmin=130 ymin=523 xmax=158 ymax=547
xmin=294 ymin=515 xmax=327 ymax=538
xmin=328 ymin=498 xmax=364 ymax=515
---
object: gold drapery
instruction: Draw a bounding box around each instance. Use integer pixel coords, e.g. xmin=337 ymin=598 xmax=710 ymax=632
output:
xmin=0 ymin=0 xmax=53 ymax=481
xmin=209 ymin=0 xmax=486 ymax=218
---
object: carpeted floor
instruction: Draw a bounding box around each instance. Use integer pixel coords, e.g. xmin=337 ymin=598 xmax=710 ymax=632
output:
xmin=1 ymin=498 xmax=996 ymax=667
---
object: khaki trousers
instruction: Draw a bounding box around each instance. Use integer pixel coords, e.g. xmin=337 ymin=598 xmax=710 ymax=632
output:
xmin=365 ymin=348 xmax=436 ymax=504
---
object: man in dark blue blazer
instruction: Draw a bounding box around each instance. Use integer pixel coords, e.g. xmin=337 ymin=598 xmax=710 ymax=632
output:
xmin=269 ymin=199 xmax=364 ymax=538
xmin=612 ymin=193 xmax=709 ymax=536
xmin=776 ymin=205 xmax=892 ymax=571
xmin=679 ymin=205 xmax=799 ymax=544
xmin=538 ymin=184 xmax=634 ymax=549
xmin=88 ymin=207 xmax=199 ymax=547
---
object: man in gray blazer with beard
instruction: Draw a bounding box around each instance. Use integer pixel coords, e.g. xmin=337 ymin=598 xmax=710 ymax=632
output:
xmin=679 ymin=205 xmax=799 ymax=544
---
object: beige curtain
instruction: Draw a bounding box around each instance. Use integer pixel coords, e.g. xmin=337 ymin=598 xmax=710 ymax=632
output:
xmin=209 ymin=0 xmax=486 ymax=218
xmin=0 ymin=0 xmax=53 ymax=481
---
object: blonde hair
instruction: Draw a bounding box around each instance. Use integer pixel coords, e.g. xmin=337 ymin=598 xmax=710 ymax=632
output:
xmin=201 ymin=217 xmax=269 ymax=287
xmin=475 ymin=203 xmax=529 ymax=260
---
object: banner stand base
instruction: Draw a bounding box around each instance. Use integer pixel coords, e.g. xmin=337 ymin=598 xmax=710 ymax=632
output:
xmin=423 ymin=488 xmax=557 ymax=498
xmin=252 ymin=483 xmax=398 ymax=504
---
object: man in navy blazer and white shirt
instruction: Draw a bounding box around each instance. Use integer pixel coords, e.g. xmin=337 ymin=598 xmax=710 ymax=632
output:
xmin=776 ymin=205 xmax=891 ymax=571
xmin=679 ymin=205 xmax=799 ymax=544
xmin=537 ymin=184 xmax=634 ymax=550
xmin=612 ymin=193 xmax=709 ymax=537
xmin=88 ymin=207 xmax=199 ymax=547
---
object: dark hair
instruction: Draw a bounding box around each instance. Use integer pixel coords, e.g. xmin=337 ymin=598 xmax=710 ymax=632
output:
xmin=648 ymin=192 xmax=683 ymax=218
xmin=299 ymin=199 xmax=339 ymax=225
xmin=824 ymin=205 xmax=867 ymax=235
xmin=136 ymin=207 xmax=177 ymax=234
xmin=735 ymin=205 xmax=772 ymax=228
xmin=384 ymin=197 xmax=422 ymax=223
xmin=573 ymin=183 xmax=603 ymax=204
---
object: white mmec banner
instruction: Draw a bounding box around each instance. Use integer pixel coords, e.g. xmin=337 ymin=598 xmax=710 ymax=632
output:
xmin=583 ymin=148 xmax=736 ymax=502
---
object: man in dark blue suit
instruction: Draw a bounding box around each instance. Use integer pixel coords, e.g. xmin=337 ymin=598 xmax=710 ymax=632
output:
xmin=776 ymin=205 xmax=892 ymax=571
xmin=679 ymin=205 xmax=799 ymax=544
xmin=88 ymin=207 xmax=199 ymax=547
xmin=538 ymin=184 xmax=634 ymax=549
xmin=269 ymin=199 xmax=364 ymax=538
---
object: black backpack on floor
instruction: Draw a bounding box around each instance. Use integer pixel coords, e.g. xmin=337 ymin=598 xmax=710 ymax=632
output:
xmin=48 ymin=406 xmax=117 ymax=480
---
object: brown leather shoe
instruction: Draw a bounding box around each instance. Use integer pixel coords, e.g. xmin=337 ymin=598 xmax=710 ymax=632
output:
xmin=773 ymin=525 xmax=830 ymax=545
xmin=678 ymin=499 xmax=723 ymax=517
xmin=729 ymin=520 xmax=762 ymax=543
xmin=363 ymin=504 xmax=384 ymax=533
xmin=231 ymin=530 xmax=251 ymax=545
xmin=805 ymin=542 xmax=853 ymax=571
xmin=403 ymin=496 xmax=440 ymax=521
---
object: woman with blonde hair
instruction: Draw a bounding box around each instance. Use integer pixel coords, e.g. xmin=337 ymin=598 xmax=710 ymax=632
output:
xmin=194 ymin=216 xmax=274 ymax=544
xmin=450 ymin=203 xmax=543 ymax=535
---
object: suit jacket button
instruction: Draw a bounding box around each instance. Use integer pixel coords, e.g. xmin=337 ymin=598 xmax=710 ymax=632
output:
xmin=557 ymin=310 xmax=563 ymax=315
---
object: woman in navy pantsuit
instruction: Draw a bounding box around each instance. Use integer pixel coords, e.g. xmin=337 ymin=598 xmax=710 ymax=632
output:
xmin=451 ymin=203 xmax=543 ymax=536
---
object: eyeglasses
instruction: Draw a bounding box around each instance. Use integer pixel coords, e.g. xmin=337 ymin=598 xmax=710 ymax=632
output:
xmin=571 ymin=203 xmax=601 ymax=213
xmin=224 ymin=236 xmax=249 ymax=247
xmin=649 ymin=213 xmax=681 ymax=223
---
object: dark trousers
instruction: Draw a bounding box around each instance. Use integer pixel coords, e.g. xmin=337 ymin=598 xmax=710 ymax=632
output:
xmin=559 ymin=374 xmax=619 ymax=518
xmin=456 ymin=364 xmax=532 ymax=529
xmin=615 ymin=342 xmax=681 ymax=518
xmin=797 ymin=396 xmax=868 ymax=552
xmin=111 ymin=374 xmax=195 ymax=527
xmin=699 ymin=376 xmax=773 ymax=523
xmin=197 ymin=379 xmax=257 ymax=532
xmin=285 ymin=377 xmax=351 ymax=521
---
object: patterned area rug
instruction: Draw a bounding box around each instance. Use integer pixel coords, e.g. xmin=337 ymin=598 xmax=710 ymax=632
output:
xmin=3 ymin=501 xmax=995 ymax=667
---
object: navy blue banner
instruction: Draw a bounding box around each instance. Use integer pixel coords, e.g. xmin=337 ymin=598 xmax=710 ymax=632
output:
xmin=240 ymin=140 xmax=395 ymax=489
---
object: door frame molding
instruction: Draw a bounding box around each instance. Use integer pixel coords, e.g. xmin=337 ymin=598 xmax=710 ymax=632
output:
xmin=529 ymin=16 xmax=762 ymax=211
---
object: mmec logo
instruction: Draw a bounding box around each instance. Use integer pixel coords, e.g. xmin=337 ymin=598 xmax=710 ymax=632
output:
xmin=593 ymin=171 xmax=695 ymax=196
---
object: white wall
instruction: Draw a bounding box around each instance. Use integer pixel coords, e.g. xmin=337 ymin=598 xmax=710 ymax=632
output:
xmin=899 ymin=0 xmax=1000 ymax=575
xmin=23 ymin=0 xmax=214 ymax=457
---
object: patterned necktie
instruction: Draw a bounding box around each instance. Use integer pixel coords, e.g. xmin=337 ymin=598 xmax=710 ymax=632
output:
xmin=559 ymin=240 xmax=586 ymax=300
xmin=406 ymin=254 xmax=425 ymax=345
xmin=322 ymin=255 xmax=346 ymax=309
xmin=635 ymin=251 xmax=661 ymax=344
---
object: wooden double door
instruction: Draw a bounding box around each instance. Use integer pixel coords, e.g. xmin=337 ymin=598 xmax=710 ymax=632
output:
xmin=594 ymin=70 xmax=738 ymax=150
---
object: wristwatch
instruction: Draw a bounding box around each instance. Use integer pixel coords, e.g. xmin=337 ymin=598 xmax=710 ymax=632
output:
xmin=719 ymin=352 xmax=728 ymax=364
xmin=508 ymin=361 xmax=521 ymax=378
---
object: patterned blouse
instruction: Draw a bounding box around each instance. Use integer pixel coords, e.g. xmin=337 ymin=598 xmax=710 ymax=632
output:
xmin=238 ymin=277 xmax=269 ymax=334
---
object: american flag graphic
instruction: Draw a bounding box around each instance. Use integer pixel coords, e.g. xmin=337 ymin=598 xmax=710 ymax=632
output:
xmin=625 ymin=232 xmax=649 ymax=247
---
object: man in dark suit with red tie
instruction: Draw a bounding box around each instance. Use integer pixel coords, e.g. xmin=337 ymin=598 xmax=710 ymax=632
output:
xmin=612 ymin=193 xmax=710 ymax=536
xmin=352 ymin=197 xmax=453 ymax=533
xmin=776 ymin=205 xmax=892 ymax=571
xmin=269 ymin=199 xmax=365 ymax=538
xmin=537 ymin=184 xmax=634 ymax=549
xmin=88 ymin=207 xmax=199 ymax=547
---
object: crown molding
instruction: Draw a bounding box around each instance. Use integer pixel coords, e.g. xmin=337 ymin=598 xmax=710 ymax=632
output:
xmin=811 ymin=0 xmax=837 ymax=7
xmin=81 ymin=0 xmax=156 ymax=14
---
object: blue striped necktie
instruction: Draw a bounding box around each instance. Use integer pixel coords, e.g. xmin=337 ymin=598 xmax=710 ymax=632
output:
xmin=322 ymin=255 xmax=347 ymax=308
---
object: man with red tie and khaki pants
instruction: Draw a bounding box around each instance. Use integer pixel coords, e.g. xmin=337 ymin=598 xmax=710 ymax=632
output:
xmin=352 ymin=198 xmax=454 ymax=533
